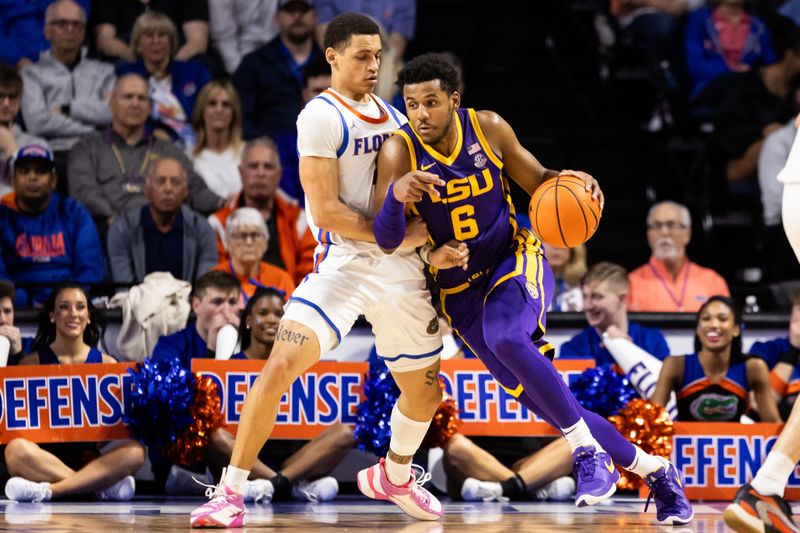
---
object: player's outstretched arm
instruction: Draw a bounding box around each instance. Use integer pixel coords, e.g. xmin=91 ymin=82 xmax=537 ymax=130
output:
xmin=477 ymin=111 xmax=604 ymax=209
xmin=301 ymin=155 xmax=377 ymax=243
xmin=373 ymin=135 xmax=442 ymax=253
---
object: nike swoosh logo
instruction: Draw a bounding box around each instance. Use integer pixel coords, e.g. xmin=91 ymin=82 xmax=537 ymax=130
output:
xmin=421 ymin=162 xmax=436 ymax=171
xmin=604 ymin=461 xmax=614 ymax=474
xmin=675 ymin=474 xmax=682 ymax=488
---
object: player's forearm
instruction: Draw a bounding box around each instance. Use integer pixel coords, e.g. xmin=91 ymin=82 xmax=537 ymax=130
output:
xmin=373 ymin=184 xmax=407 ymax=252
xmin=314 ymin=200 xmax=376 ymax=243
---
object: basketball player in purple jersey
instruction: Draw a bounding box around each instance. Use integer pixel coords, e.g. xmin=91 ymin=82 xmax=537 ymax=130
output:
xmin=373 ymin=53 xmax=693 ymax=524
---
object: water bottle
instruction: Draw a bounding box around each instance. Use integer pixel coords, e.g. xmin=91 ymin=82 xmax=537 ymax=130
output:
xmin=744 ymin=295 xmax=759 ymax=314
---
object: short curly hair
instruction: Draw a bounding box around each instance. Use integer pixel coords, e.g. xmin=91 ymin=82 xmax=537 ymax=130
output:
xmin=323 ymin=13 xmax=380 ymax=51
xmin=396 ymin=53 xmax=460 ymax=95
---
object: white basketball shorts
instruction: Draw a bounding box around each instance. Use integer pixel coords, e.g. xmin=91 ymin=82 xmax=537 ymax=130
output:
xmin=282 ymin=248 xmax=442 ymax=373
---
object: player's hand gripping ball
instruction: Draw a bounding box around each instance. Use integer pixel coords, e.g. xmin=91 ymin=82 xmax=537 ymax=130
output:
xmin=529 ymin=174 xmax=602 ymax=247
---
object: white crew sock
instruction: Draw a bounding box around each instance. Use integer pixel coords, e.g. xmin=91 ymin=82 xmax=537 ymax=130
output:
xmin=385 ymin=404 xmax=432 ymax=486
xmin=626 ymin=446 xmax=668 ymax=477
xmin=562 ymin=418 xmax=604 ymax=453
xmin=223 ymin=465 xmax=250 ymax=495
xmin=751 ymin=451 xmax=796 ymax=497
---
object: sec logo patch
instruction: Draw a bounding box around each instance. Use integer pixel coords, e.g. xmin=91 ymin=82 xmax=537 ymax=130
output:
xmin=427 ymin=318 xmax=439 ymax=335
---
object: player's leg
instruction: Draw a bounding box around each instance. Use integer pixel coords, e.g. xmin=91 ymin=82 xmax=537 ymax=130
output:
xmin=357 ymin=358 xmax=444 ymax=520
xmin=783 ymin=183 xmax=800 ymax=263
xmin=357 ymin=268 xmax=445 ymax=521
xmin=481 ymin=251 xmax=621 ymax=507
xmin=191 ymin=269 xmax=362 ymax=527
xmin=724 ymin=398 xmax=800 ymax=533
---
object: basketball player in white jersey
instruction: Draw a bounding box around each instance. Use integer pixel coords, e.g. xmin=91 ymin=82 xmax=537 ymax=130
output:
xmin=190 ymin=13 xmax=447 ymax=528
xmin=724 ymin=113 xmax=800 ymax=533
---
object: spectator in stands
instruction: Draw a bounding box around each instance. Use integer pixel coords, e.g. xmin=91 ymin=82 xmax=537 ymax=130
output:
xmin=116 ymin=11 xmax=212 ymax=150
xmin=749 ymin=289 xmax=800 ymax=419
xmin=0 ymin=280 xmax=34 ymax=365
xmin=209 ymin=138 xmax=315 ymax=284
xmin=107 ymin=157 xmax=218 ymax=285
xmin=758 ymin=116 xmax=800 ymax=282
xmin=0 ymin=0 xmax=90 ymax=70
xmin=92 ymin=0 xmax=209 ymax=64
xmin=68 ymin=74 xmax=221 ymax=240
xmin=21 ymin=0 xmax=115 ymax=190
xmin=545 ymin=243 xmax=586 ymax=312
xmin=4 ymin=283 xmax=146 ymax=503
xmin=234 ymin=0 xmax=324 ymax=139
xmin=713 ymin=17 xmax=800 ymax=183
xmin=0 ymin=145 xmax=103 ymax=306
xmin=162 ymin=286 xmax=346 ymax=502
xmin=685 ymin=0 xmax=776 ymax=108
xmin=152 ymin=270 xmax=241 ymax=370
xmin=614 ymin=0 xmax=703 ymax=66
xmin=276 ymin=58 xmax=331 ymax=206
xmin=190 ymin=80 xmax=244 ymax=200
xmin=212 ymin=207 xmax=295 ymax=300
xmin=627 ymin=201 xmax=729 ymax=312
xmin=0 ymin=65 xmax=48 ymax=196
xmin=652 ymin=295 xmax=780 ymax=421
xmin=559 ymin=262 xmax=670 ymax=365
xmin=314 ymin=0 xmax=415 ymax=100
xmin=209 ymin=0 xmax=280 ymax=75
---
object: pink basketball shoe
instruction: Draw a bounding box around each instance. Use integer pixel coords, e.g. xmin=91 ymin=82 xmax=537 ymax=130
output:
xmin=190 ymin=482 xmax=246 ymax=528
xmin=357 ymin=459 xmax=443 ymax=521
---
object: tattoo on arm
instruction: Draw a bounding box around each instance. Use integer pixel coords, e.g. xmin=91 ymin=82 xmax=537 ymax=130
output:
xmin=425 ymin=369 xmax=436 ymax=386
xmin=276 ymin=324 xmax=309 ymax=347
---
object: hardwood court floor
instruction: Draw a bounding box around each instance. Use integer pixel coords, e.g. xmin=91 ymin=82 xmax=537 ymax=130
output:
xmin=0 ymin=497 xmax=756 ymax=532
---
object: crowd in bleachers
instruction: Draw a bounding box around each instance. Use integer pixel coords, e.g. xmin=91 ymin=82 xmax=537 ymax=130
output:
xmin=1 ymin=0 xmax=800 ymax=507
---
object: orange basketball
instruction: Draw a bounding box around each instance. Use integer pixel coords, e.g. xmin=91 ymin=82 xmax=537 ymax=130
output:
xmin=528 ymin=175 xmax=602 ymax=247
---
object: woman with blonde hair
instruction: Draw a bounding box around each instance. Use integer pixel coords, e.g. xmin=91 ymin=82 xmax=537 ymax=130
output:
xmin=544 ymin=243 xmax=587 ymax=311
xmin=191 ymin=80 xmax=244 ymax=200
xmin=116 ymin=10 xmax=211 ymax=150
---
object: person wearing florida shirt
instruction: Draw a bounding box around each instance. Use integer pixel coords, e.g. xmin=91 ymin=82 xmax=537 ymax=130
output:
xmin=559 ymin=262 xmax=670 ymax=366
xmin=0 ymin=145 xmax=103 ymax=306
xmin=627 ymin=201 xmax=729 ymax=313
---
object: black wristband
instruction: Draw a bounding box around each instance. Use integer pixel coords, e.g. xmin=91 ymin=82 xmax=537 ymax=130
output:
xmin=61 ymin=104 xmax=70 ymax=115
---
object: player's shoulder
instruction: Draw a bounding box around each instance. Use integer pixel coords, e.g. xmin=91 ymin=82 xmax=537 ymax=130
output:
xmin=474 ymin=109 xmax=506 ymax=130
xmin=298 ymin=95 xmax=344 ymax=124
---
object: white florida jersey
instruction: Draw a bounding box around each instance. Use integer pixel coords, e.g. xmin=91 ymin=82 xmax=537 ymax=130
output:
xmin=296 ymin=88 xmax=407 ymax=254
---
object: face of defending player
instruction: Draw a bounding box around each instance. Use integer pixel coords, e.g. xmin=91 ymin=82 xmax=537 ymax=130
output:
xmin=696 ymin=299 xmax=740 ymax=352
xmin=403 ymin=80 xmax=460 ymax=147
xmin=647 ymin=203 xmax=690 ymax=263
xmin=582 ymin=279 xmax=626 ymax=332
xmin=246 ymin=294 xmax=284 ymax=349
xmin=50 ymin=288 xmax=89 ymax=342
xmin=326 ymin=34 xmax=381 ymax=99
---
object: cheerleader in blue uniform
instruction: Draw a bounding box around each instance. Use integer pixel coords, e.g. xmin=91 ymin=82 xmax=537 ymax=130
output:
xmin=652 ymin=295 xmax=779 ymax=422
xmin=4 ymin=283 xmax=146 ymax=502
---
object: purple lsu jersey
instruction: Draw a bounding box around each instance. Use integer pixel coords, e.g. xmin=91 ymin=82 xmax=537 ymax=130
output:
xmin=395 ymin=108 xmax=524 ymax=289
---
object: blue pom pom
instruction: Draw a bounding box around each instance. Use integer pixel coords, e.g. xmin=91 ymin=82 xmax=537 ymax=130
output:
xmin=569 ymin=364 xmax=638 ymax=418
xmin=123 ymin=357 xmax=196 ymax=452
xmin=354 ymin=362 xmax=400 ymax=457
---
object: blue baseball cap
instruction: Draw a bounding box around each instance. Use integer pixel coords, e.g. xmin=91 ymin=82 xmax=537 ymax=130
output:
xmin=12 ymin=145 xmax=55 ymax=173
